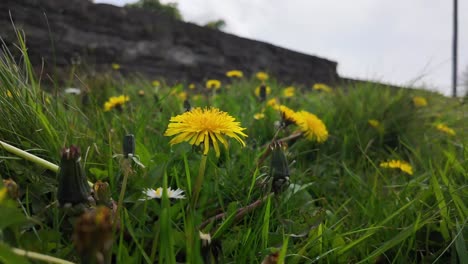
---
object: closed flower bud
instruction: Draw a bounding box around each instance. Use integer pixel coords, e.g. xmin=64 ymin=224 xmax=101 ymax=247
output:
xmin=73 ymin=206 xmax=113 ymax=264
xmin=2 ymin=178 xmax=19 ymax=200
xmin=93 ymin=181 xmax=113 ymax=207
xmin=269 ymin=142 xmax=290 ymax=193
xmin=123 ymin=134 xmax=135 ymax=158
xmin=259 ymin=84 xmax=267 ymax=102
xmin=57 ymin=146 xmax=91 ymax=206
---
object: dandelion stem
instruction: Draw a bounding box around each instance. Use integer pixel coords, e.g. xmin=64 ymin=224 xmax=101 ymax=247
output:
xmin=11 ymin=247 xmax=75 ymax=264
xmin=116 ymin=159 xmax=131 ymax=223
xmin=192 ymin=154 xmax=208 ymax=207
xmin=0 ymin=140 xmax=58 ymax=172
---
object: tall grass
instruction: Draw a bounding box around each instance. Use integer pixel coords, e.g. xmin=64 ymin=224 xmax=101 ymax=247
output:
xmin=0 ymin=32 xmax=467 ymax=263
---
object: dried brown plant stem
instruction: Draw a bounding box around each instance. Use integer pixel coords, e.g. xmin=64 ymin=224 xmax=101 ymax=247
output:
xmin=199 ymin=192 xmax=274 ymax=230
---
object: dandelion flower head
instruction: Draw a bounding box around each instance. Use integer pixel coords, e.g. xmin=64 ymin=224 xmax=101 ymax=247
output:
xmin=111 ymin=63 xmax=120 ymax=70
xmin=412 ymin=96 xmax=427 ymax=107
xmin=294 ymin=111 xmax=328 ymax=142
xmin=152 ymin=80 xmax=161 ymax=87
xmin=206 ymin=79 xmax=222 ymax=90
xmin=226 ymin=70 xmax=243 ymax=78
xmin=267 ymin=98 xmax=279 ymax=107
xmin=254 ymin=113 xmax=265 ymax=120
xmin=255 ymin=85 xmax=271 ymax=97
xmin=380 ymin=160 xmax=413 ymax=175
xmin=313 ymin=83 xmax=332 ymax=93
xmin=164 ymin=107 xmax=247 ymax=157
xmin=368 ymin=119 xmax=380 ymax=128
xmin=188 ymin=83 xmax=196 ymax=90
xmin=274 ymin=105 xmax=298 ymax=126
xmin=104 ymin=95 xmax=129 ymax=112
xmin=282 ymin=86 xmax=295 ymax=97
xmin=435 ymin=123 xmax=456 ymax=136
xmin=256 ymin=72 xmax=269 ymax=81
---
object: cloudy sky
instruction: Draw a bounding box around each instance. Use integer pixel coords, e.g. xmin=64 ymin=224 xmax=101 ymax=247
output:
xmin=95 ymin=0 xmax=467 ymax=96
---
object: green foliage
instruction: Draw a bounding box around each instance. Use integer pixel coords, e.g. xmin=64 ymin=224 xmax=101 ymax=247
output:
xmin=125 ymin=0 xmax=182 ymax=20
xmin=0 ymin=32 xmax=467 ymax=263
xmin=205 ymin=19 xmax=227 ymax=31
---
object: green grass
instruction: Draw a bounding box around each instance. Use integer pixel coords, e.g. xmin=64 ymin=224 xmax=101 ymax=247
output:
xmin=0 ymin=33 xmax=467 ymax=263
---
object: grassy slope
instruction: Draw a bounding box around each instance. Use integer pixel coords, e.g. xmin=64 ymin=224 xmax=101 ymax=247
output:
xmin=0 ymin=38 xmax=467 ymax=263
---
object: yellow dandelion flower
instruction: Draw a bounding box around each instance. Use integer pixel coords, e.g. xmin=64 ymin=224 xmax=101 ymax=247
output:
xmin=412 ymin=96 xmax=427 ymax=107
xmin=380 ymin=160 xmax=413 ymax=175
xmin=206 ymin=79 xmax=222 ymax=90
xmin=313 ymin=83 xmax=333 ymax=93
xmin=435 ymin=123 xmax=456 ymax=136
xmin=274 ymin=105 xmax=297 ymax=125
xmin=368 ymin=119 xmax=380 ymax=128
xmin=152 ymin=80 xmax=161 ymax=87
xmin=267 ymin=98 xmax=279 ymax=107
xmin=6 ymin=91 xmax=13 ymax=98
xmin=111 ymin=63 xmax=120 ymax=70
xmin=294 ymin=111 xmax=328 ymax=142
xmin=255 ymin=85 xmax=271 ymax=97
xmin=256 ymin=72 xmax=269 ymax=81
xmin=164 ymin=107 xmax=248 ymax=157
xmin=254 ymin=113 xmax=265 ymax=120
xmin=188 ymin=83 xmax=196 ymax=90
xmin=226 ymin=70 xmax=243 ymax=78
xmin=282 ymin=86 xmax=295 ymax=97
xmin=104 ymin=95 xmax=130 ymax=112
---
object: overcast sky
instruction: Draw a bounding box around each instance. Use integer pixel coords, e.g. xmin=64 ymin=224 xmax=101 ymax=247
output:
xmin=95 ymin=0 xmax=467 ymax=96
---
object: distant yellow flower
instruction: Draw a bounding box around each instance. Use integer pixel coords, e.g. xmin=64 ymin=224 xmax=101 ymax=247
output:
xmin=255 ymin=85 xmax=271 ymax=97
xmin=111 ymin=63 xmax=120 ymax=70
xmin=435 ymin=123 xmax=455 ymax=136
xmin=138 ymin=90 xmax=145 ymax=96
xmin=282 ymin=86 xmax=295 ymax=97
xmin=368 ymin=119 xmax=380 ymax=128
xmin=412 ymin=96 xmax=427 ymax=107
xmin=380 ymin=160 xmax=413 ymax=175
xmin=254 ymin=113 xmax=265 ymax=120
xmin=152 ymin=80 xmax=161 ymax=87
xmin=164 ymin=107 xmax=247 ymax=157
xmin=313 ymin=83 xmax=332 ymax=93
xmin=188 ymin=83 xmax=196 ymax=90
xmin=267 ymin=98 xmax=279 ymax=107
xmin=206 ymin=79 xmax=222 ymax=90
xmin=104 ymin=95 xmax=129 ymax=112
xmin=6 ymin=91 xmax=13 ymax=98
xmin=294 ymin=111 xmax=328 ymax=142
xmin=226 ymin=70 xmax=243 ymax=78
xmin=256 ymin=72 xmax=269 ymax=81
xmin=177 ymin=91 xmax=188 ymax=101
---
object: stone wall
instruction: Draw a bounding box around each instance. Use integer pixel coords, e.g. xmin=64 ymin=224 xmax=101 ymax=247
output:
xmin=0 ymin=0 xmax=339 ymax=86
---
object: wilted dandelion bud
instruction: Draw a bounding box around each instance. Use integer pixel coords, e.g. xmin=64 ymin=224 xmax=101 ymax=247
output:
xmin=93 ymin=181 xmax=113 ymax=207
xmin=200 ymin=231 xmax=222 ymax=264
xmin=123 ymin=134 xmax=135 ymax=158
xmin=2 ymin=178 xmax=19 ymax=200
xmin=259 ymin=84 xmax=267 ymax=102
xmin=183 ymin=99 xmax=192 ymax=112
xmin=261 ymin=251 xmax=279 ymax=264
xmin=269 ymin=142 xmax=290 ymax=193
xmin=57 ymin=146 xmax=92 ymax=207
xmin=73 ymin=206 xmax=113 ymax=264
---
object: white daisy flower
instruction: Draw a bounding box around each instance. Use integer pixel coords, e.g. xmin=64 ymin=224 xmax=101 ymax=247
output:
xmin=140 ymin=187 xmax=185 ymax=200
xmin=64 ymin=87 xmax=81 ymax=95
